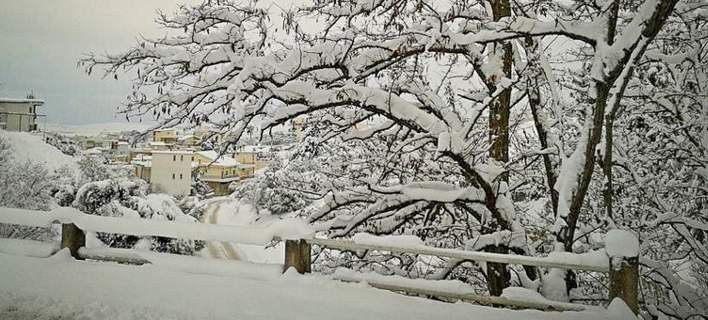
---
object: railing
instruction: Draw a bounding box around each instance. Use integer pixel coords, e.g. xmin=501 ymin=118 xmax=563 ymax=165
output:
xmin=0 ymin=207 xmax=639 ymax=314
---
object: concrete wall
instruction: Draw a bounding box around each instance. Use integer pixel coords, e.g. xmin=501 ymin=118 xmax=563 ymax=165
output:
xmin=0 ymin=102 xmax=36 ymax=131
xmin=150 ymin=151 xmax=193 ymax=197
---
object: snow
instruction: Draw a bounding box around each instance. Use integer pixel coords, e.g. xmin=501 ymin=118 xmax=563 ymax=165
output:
xmin=352 ymin=232 xmax=425 ymax=249
xmin=502 ymin=287 xmax=586 ymax=311
xmin=465 ymin=230 xmax=525 ymax=252
xmin=333 ymin=268 xmax=475 ymax=295
xmin=0 ymin=130 xmax=78 ymax=173
xmin=0 ymin=97 xmax=44 ymax=104
xmin=606 ymin=298 xmax=639 ymax=320
xmin=0 ymin=206 xmax=314 ymax=246
xmin=202 ymin=198 xmax=285 ymax=264
xmin=0 ymin=238 xmax=58 ymax=258
xmin=0 ymin=252 xmax=621 ymax=320
xmin=546 ymin=249 xmax=610 ymax=270
xmin=541 ymin=267 xmax=570 ymax=302
xmin=196 ymin=150 xmax=239 ymax=167
xmin=79 ymin=247 xmax=284 ymax=281
xmin=342 ymin=233 xmax=609 ymax=272
xmin=604 ymin=229 xmax=639 ymax=258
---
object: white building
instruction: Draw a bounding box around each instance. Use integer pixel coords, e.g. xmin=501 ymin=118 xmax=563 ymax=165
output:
xmin=148 ymin=150 xmax=194 ymax=197
xmin=0 ymin=97 xmax=45 ymax=131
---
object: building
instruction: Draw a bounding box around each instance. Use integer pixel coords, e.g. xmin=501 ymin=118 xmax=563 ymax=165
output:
xmin=0 ymin=97 xmax=45 ymax=131
xmin=132 ymin=154 xmax=152 ymax=182
xmin=194 ymin=151 xmax=240 ymax=195
xmin=134 ymin=150 xmax=194 ymax=197
xmin=291 ymin=116 xmax=305 ymax=141
xmin=152 ymin=129 xmax=179 ymax=145
xmin=234 ymin=145 xmax=272 ymax=175
xmin=233 ymin=148 xmax=258 ymax=178
xmin=178 ymin=134 xmax=201 ymax=147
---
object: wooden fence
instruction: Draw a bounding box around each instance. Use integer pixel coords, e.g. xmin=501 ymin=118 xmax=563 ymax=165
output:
xmin=0 ymin=207 xmax=638 ymax=314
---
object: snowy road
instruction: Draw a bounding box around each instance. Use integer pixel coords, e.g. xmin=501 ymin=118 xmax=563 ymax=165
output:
xmin=200 ymin=197 xmax=284 ymax=264
xmin=0 ymin=252 xmax=628 ymax=320
xmin=201 ymin=199 xmax=246 ymax=260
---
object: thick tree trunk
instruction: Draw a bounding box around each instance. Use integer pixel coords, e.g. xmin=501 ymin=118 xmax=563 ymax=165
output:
xmin=485 ymin=244 xmax=511 ymax=296
xmin=484 ymin=0 xmax=513 ymax=297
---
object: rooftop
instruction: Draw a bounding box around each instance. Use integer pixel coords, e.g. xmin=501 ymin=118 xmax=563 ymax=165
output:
xmin=0 ymin=97 xmax=45 ymax=105
xmin=196 ymin=150 xmax=239 ymax=167
xmin=152 ymin=150 xmax=194 ymax=155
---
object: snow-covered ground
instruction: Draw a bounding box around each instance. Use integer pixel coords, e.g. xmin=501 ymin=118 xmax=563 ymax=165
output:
xmin=0 ymin=130 xmax=78 ymax=172
xmin=0 ymin=251 xmax=631 ymax=320
xmin=200 ymin=197 xmax=285 ymax=264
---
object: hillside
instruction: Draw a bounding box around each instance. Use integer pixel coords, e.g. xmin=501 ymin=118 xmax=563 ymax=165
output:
xmin=0 ymin=130 xmax=78 ymax=173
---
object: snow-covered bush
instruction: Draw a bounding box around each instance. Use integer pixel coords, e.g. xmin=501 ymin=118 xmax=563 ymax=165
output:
xmin=72 ymin=178 xmax=205 ymax=254
xmin=44 ymin=132 xmax=81 ymax=156
xmin=0 ymin=135 xmax=57 ymax=241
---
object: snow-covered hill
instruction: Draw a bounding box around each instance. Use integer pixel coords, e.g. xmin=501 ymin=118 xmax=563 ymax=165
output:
xmin=0 ymin=130 xmax=78 ymax=173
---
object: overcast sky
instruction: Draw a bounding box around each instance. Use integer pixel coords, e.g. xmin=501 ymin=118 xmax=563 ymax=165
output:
xmin=0 ymin=0 xmax=200 ymax=125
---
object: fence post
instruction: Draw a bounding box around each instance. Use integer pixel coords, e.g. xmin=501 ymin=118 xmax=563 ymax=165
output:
xmin=607 ymin=230 xmax=639 ymax=315
xmin=284 ymin=239 xmax=311 ymax=273
xmin=61 ymin=223 xmax=85 ymax=260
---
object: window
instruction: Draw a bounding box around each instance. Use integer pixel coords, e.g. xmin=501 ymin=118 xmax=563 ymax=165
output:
xmin=180 ymin=173 xmax=183 ymax=180
xmin=172 ymin=173 xmax=175 ymax=179
xmin=173 ymin=155 xmax=176 ymax=161
xmin=180 ymin=155 xmax=184 ymax=161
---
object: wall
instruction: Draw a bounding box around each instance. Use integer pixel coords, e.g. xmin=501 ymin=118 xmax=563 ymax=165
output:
xmin=0 ymin=102 xmax=36 ymax=131
xmin=150 ymin=151 xmax=192 ymax=197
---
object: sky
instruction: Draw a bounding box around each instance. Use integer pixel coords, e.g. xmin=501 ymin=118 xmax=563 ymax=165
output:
xmin=0 ymin=0 xmax=199 ymax=125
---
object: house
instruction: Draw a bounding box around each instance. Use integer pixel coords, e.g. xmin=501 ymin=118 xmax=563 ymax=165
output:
xmin=291 ymin=116 xmax=305 ymax=141
xmin=149 ymin=141 xmax=171 ymax=150
xmin=233 ymin=149 xmax=257 ymax=178
xmin=132 ymin=154 xmax=152 ymax=182
xmin=107 ymin=141 xmax=130 ymax=163
xmin=152 ymin=129 xmax=179 ymax=145
xmin=178 ymin=134 xmax=201 ymax=147
xmin=0 ymin=97 xmax=45 ymax=131
xmin=194 ymin=150 xmax=240 ymax=195
xmin=234 ymin=145 xmax=271 ymax=174
xmin=133 ymin=150 xmax=194 ymax=197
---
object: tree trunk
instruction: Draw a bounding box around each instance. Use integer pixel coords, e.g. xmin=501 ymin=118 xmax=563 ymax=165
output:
xmin=485 ymin=244 xmax=511 ymax=296
xmin=484 ymin=0 xmax=513 ymax=297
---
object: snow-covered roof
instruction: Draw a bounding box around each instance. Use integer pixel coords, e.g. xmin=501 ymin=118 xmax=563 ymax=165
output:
xmin=200 ymin=176 xmax=240 ymax=183
xmin=152 ymin=150 xmax=194 ymax=155
xmin=178 ymin=135 xmax=197 ymax=141
xmin=239 ymin=145 xmax=271 ymax=153
xmin=196 ymin=150 xmax=239 ymax=167
xmin=0 ymin=97 xmax=45 ymax=105
xmin=131 ymin=160 xmax=151 ymax=168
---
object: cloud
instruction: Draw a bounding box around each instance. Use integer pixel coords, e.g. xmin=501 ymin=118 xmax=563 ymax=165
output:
xmin=0 ymin=0 xmax=198 ymax=125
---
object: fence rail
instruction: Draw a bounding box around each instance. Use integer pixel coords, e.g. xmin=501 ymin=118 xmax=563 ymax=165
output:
xmin=305 ymin=238 xmax=610 ymax=272
xmin=0 ymin=207 xmax=639 ymax=314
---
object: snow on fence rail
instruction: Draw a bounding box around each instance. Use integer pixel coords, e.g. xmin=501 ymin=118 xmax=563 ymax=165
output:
xmin=0 ymin=206 xmax=639 ymax=314
xmin=0 ymin=207 xmax=313 ymax=245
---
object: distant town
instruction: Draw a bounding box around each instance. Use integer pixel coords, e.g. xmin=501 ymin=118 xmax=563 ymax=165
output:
xmin=1 ymin=94 xmax=304 ymax=198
